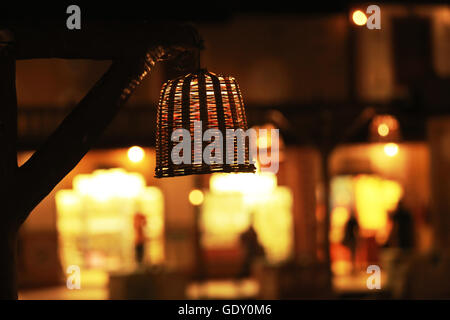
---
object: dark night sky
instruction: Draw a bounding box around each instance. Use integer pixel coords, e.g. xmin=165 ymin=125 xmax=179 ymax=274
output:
xmin=1 ymin=1 xmax=440 ymax=25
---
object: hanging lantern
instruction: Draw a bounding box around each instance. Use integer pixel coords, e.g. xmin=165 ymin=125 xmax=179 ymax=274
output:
xmin=155 ymin=69 xmax=256 ymax=178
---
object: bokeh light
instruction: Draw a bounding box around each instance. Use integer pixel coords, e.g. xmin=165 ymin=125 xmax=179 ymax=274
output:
xmin=127 ymin=146 xmax=145 ymax=163
xmin=384 ymin=143 xmax=399 ymax=157
xmin=377 ymin=123 xmax=390 ymax=137
xmin=352 ymin=10 xmax=367 ymax=26
xmin=189 ymin=189 xmax=204 ymax=206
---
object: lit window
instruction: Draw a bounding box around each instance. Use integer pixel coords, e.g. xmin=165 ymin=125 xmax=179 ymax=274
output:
xmin=384 ymin=143 xmax=399 ymax=157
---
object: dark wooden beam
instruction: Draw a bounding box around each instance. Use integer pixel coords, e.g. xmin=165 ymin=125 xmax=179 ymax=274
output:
xmin=0 ymin=42 xmax=19 ymax=299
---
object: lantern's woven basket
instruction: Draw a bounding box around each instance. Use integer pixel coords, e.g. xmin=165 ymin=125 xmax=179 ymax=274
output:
xmin=155 ymin=69 xmax=256 ymax=178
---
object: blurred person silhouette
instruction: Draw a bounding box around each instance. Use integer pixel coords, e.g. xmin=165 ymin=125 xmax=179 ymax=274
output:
xmin=342 ymin=209 xmax=359 ymax=273
xmin=133 ymin=203 xmax=148 ymax=267
xmin=238 ymin=213 xmax=265 ymax=280
xmin=387 ymin=199 xmax=414 ymax=249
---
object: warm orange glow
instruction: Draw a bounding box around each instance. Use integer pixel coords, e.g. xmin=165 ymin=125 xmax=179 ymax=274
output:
xmin=189 ymin=189 xmax=204 ymax=206
xmin=384 ymin=143 xmax=399 ymax=157
xmin=355 ymin=176 xmax=387 ymax=231
xmin=127 ymin=146 xmax=145 ymax=163
xmin=210 ymin=172 xmax=277 ymax=205
xmin=253 ymin=187 xmax=293 ymax=263
xmin=255 ymin=124 xmax=276 ymax=149
xmin=352 ymin=10 xmax=367 ymax=26
xmin=56 ymin=169 xmax=165 ymax=274
xmin=73 ymin=168 xmax=145 ymax=201
xmin=370 ymin=114 xmax=400 ymax=142
xmin=332 ymin=207 xmax=350 ymax=228
xmin=331 ymin=174 xmax=403 ymax=241
xmin=202 ymin=172 xmax=294 ymax=264
xmin=377 ymin=123 xmax=390 ymax=137
xmin=330 ymin=206 xmax=350 ymax=243
xmin=257 ymin=134 xmax=270 ymax=149
xmin=332 ymin=260 xmax=353 ymax=277
xmin=380 ymin=180 xmax=404 ymax=212
xmin=187 ymin=279 xmax=259 ymax=299
xmin=354 ymin=175 xmax=403 ymax=231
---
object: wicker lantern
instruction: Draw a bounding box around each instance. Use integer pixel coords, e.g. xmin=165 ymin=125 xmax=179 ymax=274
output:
xmin=155 ymin=69 xmax=256 ymax=178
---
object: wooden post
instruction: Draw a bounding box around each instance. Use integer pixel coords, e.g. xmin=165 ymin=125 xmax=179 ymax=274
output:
xmin=0 ymin=42 xmax=19 ymax=299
